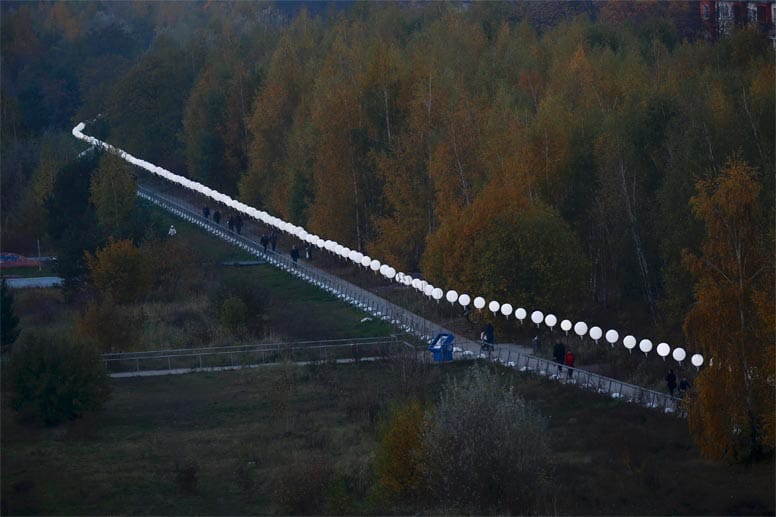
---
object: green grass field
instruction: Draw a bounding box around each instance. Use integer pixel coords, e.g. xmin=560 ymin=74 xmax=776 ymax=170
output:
xmin=2 ymin=360 xmax=773 ymax=515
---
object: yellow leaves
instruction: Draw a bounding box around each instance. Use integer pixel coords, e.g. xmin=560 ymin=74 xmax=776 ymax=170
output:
xmin=86 ymin=239 xmax=151 ymax=305
xmin=90 ymin=154 xmax=137 ymax=233
xmin=375 ymin=400 xmax=426 ymax=498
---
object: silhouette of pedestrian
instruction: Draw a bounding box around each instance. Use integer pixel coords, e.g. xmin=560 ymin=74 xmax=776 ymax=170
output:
xmin=168 ymin=225 xmax=177 ymax=237
xmin=665 ymin=369 xmax=677 ymax=397
xmin=678 ymin=377 xmax=691 ymax=399
xmin=261 ymin=235 xmax=269 ymax=252
xmin=553 ymin=341 xmax=565 ymax=375
xmin=226 ymin=215 xmax=234 ymax=232
xmin=203 ymin=206 xmax=210 ymax=219
xmin=532 ymin=335 xmax=541 ymax=355
xmin=290 ymin=246 xmax=300 ymax=264
xmin=304 ymin=244 xmax=312 ymax=260
xmin=564 ymin=349 xmax=575 ymax=379
xmin=269 ymin=231 xmax=278 ymax=251
xmin=234 ymin=214 xmax=243 ymax=235
xmin=213 ymin=210 xmax=221 ymax=224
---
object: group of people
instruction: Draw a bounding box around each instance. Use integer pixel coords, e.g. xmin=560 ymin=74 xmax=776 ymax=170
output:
xmin=202 ymin=206 xmax=243 ymax=234
xmin=260 ymin=231 xmax=279 ymax=252
xmin=552 ymin=340 xmax=576 ymax=379
xmin=665 ymin=369 xmax=692 ymax=399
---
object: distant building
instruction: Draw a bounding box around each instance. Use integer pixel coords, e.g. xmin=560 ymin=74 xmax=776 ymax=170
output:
xmin=700 ymin=1 xmax=776 ymax=43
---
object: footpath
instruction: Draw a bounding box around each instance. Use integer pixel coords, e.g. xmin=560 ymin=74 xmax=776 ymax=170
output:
xmin=136 ymin=182 xmax=681 ymax=415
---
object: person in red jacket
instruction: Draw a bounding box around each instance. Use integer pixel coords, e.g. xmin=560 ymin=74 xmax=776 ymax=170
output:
xmin=564 ymin=349 xmax=575 ymax=379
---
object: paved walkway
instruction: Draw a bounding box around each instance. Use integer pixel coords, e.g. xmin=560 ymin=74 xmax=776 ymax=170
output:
xmin=4 ymin=277 xmax=63 ymax=288
xmin=136 ymin=183 xmax=681 ymax=415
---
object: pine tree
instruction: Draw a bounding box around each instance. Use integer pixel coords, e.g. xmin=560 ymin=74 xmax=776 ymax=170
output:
xmin=1 ymin=278 xmax=21 ymax=352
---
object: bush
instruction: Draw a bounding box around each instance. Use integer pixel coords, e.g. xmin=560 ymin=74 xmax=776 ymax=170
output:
xmin=75 ymin=295 xmax=144 ymax=352
xmin=219 ymin=295 xmax=248 ymax=335
xmin=7 ymin=333 xmax=111 ymax=425
xmin=1 ymin=278 xmax=20 ymax=352
xmin=374 ymin=400 xmax=426 ymax=501
xmin=420 ymin=364 xmax=551 ymax=514
xmin=272 ymin=456 xmax=334 ymax=514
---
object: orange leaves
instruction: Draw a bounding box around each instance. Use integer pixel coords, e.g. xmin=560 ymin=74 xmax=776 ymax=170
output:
xmin=683 ymin=158 xmax=774 ymax=461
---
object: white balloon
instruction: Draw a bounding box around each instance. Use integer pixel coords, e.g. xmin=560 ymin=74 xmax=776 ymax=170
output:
xmin=488 ymin=300 xmax=500 ymax=314
xmin=589 ymin=326 xmax=603 ymax=342
xmin=369 ymin=259 xmax=381 ymax=271
xmin=424 ymin=284 xmax=434 ymax=296
xmin=412 ymin=279 xmax=421 ymax=289
xmin=657 ymin=342 xmax=671 ymax=358
xmin=458 ymin=294 xmax=471 ymax=307
xmin=672 ymin=347 xmax=686 ymax=362
xmin=385 ymin=267 xmax=396 ymax=279
xmin=432 ymin=288 xmax=443 ymax=301
xmin=605 ymin=329 xmax=619 ymax=345
xmin=574 ymin=321 xmax=588 ymax=337
xmin=473 ymin=296 xmax=486 ymax=310
xmin=500 ymin=303 xmax=513 ymax=317
xmin=360 ymin=256 xmax=371 ymax=267
xmin=545 ymin=314 xmax=557 ymax=328
xmin=560 ymin=319 xmax=572 ymax=332
xmin=531 ymin=310 xmax=544 ymax=325
xmin=639 ymin=339 xmax=653 ymax=355
xmin=349 ymin=250 xmax=359 ymax=262
xmin=623 ymin=335 xmax=637 ymax=349
xmin=515 ymin=308 xmax=527 ymax=321
xmin=446 ymin=290 xmax=458 ymax=304
xmin=691 ymin=354 xmax=704 ymax=367
xmin=379 ymin=264 xmax=389 ymax=275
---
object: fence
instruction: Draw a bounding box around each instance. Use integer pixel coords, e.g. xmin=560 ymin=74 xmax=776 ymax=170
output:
xmin=103 ymin=336 xmax=407 ymax=376
xmin=136 ymin=185 xmax=683 ymax=416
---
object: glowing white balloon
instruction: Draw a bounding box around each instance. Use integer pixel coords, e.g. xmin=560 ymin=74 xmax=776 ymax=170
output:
xmin=385 ymin=267 xmax=396 ymax=279
xmin=657 ymin=342 xmax=671 ymax=360
xmin=605 ymin=329 xmax=619 ymax=346
xmin=446 ymin=290 xmax=458 ymax=304
xmin=623 ymin=335 xmax=637 ymax=352
xmin=545 ymin=314 xmax=557 ymax=329
xmin=473 ymin=297 xmax=486 ymax=310
xmin=672 ymin=347 xmax=686 ymax=363
xmin=639 ymin=339 xmax=653 ymax=356
xmin=432 ymin=288 xmax=443 ymax=301
xmin=379 ymin=264 xmax=389 ymax=276
xmin=500 ymin=303 xmax=513 ymax=318
xmin=574 ymin=321 xmax=588 ymax=338
xmin=369 ymin=259 xmax=381 ymax=272
xmin=360 ymin=256 xmax=371 ymax=267
xmin=349 ymin=250 xmax=359 ymax=262
xmin=515 ymin=308 xmax=527 ymax=322
xmin=531 ymin=310 xmax=544 ymax=327
xmin=423 ymin=284 xmax=434 ymax=297
xmin=560 ymin=319 xmax=572 ymax=335
xmin=458 ymin=294 xmax=471 ymax=307
xmin=691 ymin=354 xmax=704 ymax=370
xmin=487 ymin=301 xmax=500 ymax=315
xmin=589 ymin=326 xmax=602 ymax=343
xmin=412 ymin=278 xmax=422 ymax=289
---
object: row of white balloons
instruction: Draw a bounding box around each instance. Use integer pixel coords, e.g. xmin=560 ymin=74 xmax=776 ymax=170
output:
xmin=73 ymin=122 xmax=704 ymax=370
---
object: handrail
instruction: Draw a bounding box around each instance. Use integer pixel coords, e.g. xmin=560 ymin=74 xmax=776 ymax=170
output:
xmin=135 ymin=185 xmax=683 ymax=416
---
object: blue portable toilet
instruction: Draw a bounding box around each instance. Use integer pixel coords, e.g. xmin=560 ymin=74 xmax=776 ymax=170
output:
xmin=428 ymin=333 xmax=454 ymax=362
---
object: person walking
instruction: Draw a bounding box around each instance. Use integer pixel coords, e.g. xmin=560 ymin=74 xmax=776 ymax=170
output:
xmin=202 ymin=206 xmax=210 ymax=219
xmin=480 ymin=323 xmax=494 ymax=353
xmin=665 ymin=369 xmax=677 ymax=397
xmin=269 ymin=231 xmax=278 ymax=251
xmin=678 ymin=377 xmax=691 ymax=399
xmin=553 ymin=341 xmax=565 ymax=375
xmin=564 ymin=349 xmax=575 ymax=379
xmin=213 ymin=210 xmax=221 ymax=224
xmin=168 ymin=225 xmax=177 ymax=237
xmin=532 ymin=335 xmax=541 ymax=355
xmin=260 ymin=235 xmax=269 ymax=252
xmin=290 ymin=246 xmax=300 ymax=264
xmin=234 ymin=214 xmax=243 ymax=235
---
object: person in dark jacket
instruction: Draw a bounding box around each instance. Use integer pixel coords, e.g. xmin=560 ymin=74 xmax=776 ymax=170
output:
xmin=290 ymin=246 xmax=300 ymax=264
xmin=234 ymin=214 xmax=243 ymax=235
xmin=553 ymin=341 xmax=565 ymax=375
xmin=260 ymin=235 xmax=269 ymax=252
xmin=269 ymin=231 xmax=278 ymax=251
xmin=213 ymin=210 xmax=221 ymax=224
xmin=564 ymin=349 xmax=575 ymax=379
xmin=480 ymin=323 xmax=494 ymax=353
xmin=678 ymin=377 xmax=691 ymax=398
xmin=203 ymin=206 xmax=210 ymax=219
xmin=665 ymin=369 xmax=677 ymax=397
xmin=304 ymin=244 xmax=312 ymax=260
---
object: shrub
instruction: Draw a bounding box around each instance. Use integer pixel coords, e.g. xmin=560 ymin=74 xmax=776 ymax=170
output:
xmin=75 ymin=295 xmax=144 ymax=352
xmin=8 ymin=332 xmax=111 ymax=425
xmin=374 ymin=400 xmax=426 ymax=501
xmin=86 ymin=238 xmax=151 ymax=304
xmin=420 ymin=364 xmax=550 ymax=514
xmin=219 ymin=295 xmax=248 ymax=335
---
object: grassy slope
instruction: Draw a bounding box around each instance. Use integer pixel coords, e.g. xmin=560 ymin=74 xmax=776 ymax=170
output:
xmin=2 ymin=361 xmax=773 ymax=516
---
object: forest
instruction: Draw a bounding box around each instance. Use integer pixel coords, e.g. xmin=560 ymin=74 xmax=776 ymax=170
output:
xmin=1 ymin=1 xmax=774 ymax=462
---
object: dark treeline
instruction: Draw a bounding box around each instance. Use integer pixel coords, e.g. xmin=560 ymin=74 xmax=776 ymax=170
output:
xmin=2 ymin=0 xmax=773 ymax=346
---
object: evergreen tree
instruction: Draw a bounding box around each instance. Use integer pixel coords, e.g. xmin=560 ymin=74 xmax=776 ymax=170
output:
xmin=1 ymin=278 xmax=21 ymax=352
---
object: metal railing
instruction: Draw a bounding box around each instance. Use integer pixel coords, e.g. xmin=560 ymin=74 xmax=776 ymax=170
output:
xmin=136 ymin=186 xmax=683 ymax=416
xmin=103 ymin=336 xmax=406 ymax=376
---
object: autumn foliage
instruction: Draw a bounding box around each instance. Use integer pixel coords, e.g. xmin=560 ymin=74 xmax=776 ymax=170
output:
xmin=683 ymin=159 xmax=775 ymax=461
